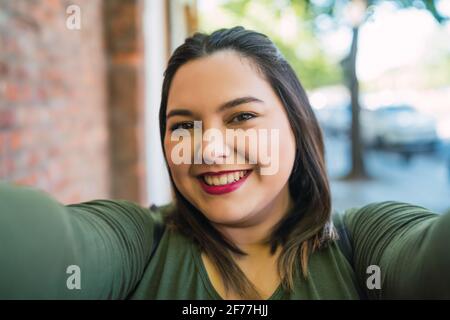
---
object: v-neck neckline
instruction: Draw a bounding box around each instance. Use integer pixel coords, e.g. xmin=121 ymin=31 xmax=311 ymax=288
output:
xmin=190 ymin=241 xmax=284 ymax=300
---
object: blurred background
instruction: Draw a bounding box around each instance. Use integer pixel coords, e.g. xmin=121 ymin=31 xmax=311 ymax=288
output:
xmin=0 ymin=0 xmax=449 ymax=214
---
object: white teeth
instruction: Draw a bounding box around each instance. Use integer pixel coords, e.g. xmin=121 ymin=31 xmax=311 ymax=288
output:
xmin=203 ymin=170 xmax=249 ymax=186
xmin=219 ymin=175 xmax=227 ymax=185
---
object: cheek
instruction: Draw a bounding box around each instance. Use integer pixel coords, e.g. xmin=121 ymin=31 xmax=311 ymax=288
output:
xmin=256 ymin=126 xmax=295 ymax=200
xmin=280 ymin=125 xmax=297 ymax=165
xmin=250 ymin=118 xmax=296 ymax=177
xmin=164 ymin=138 xmax=190 ymax=187
xmin=163 ymin=139 xmax=175 ymax=172
xmin=264 ymin=129 xmax=295 ymax=181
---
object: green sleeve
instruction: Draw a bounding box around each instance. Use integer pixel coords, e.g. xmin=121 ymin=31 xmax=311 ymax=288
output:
xmin=343 ymin=201 xmax=450 ymax=299
xmin=0 ymin=183 xmax=157 ymax=299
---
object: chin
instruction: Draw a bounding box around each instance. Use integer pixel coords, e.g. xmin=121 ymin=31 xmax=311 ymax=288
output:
xmin=200 ymin=204 xmax=250 ymax=224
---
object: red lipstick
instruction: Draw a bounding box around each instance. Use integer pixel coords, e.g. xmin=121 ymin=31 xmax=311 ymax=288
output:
xmin=198 ymin=170 xmax=252 ymax=195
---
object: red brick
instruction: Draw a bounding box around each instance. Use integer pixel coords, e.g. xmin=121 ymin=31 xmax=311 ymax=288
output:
xmin=15 ymin=173 xmax=37 ymax=186
xmin=5 ymin=83 xmax=19 ymax=102
xmin=0 ymin=110 xmax=15 ymax=129
xmin=10 ymin=131 xmax=21 ymax=151
xmin=0 ymin=0 xmax=147 ymax=205
xmin=0 ymin=0 xmax=112 ymax=203
xmin=0 ymin=61 xmax=8 ymax=76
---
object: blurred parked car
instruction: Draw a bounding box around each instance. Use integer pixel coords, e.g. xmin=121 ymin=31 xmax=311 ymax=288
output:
xmin=361 ymin=104 xmax=439 ymax=156
xmin=314 ymin=103 xmax=352 ymax=137
xmin=315 ymin=103 xmax=439 ymax=161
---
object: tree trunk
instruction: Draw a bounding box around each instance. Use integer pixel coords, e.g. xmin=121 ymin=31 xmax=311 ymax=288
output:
xmin=342 ymin=27 xmax=368 ymax=180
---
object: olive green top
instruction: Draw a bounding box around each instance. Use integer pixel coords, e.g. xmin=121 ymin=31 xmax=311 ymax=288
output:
xmin=0 ymin=183 xmax=449 ymax=299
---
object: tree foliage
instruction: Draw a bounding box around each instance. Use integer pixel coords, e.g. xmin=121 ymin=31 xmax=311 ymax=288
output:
xmin=201 ymin=0 xmax=342 ymax=89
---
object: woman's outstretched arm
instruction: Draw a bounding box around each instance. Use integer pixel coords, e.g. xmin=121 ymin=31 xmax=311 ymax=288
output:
xmin=0 ymin=183 xmax=157 ymax=299
xmin=343 ymin=201 xmax=450 ymax=299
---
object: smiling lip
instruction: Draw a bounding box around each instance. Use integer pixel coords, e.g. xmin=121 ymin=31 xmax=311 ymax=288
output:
xmin=198 ymin=170 xmax=252 ymax=195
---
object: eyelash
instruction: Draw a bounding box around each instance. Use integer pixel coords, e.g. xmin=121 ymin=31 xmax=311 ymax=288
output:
xmin=228 ymin=112 xmax=257 ymax=124
xmin=169 ymin=121 xmax=194 ymax=131
xmin=168 ymin=112 xmax=257 ymax=131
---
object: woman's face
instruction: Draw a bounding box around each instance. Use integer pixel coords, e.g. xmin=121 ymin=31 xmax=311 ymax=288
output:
xmin=164 ymin=50 xmax=296 ymax=226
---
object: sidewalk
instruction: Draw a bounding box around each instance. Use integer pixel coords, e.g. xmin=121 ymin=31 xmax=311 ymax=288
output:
xmin=326 ymin=137 xmax=450 ymax=214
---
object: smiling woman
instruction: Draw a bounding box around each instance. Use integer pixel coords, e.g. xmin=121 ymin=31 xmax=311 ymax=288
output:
xmin=159 ymin=28 xmax=332 ymax=299
xmin=1 ymin=27 xmax=450 ymax=300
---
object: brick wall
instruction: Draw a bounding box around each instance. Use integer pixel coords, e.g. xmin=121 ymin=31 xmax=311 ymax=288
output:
xmin=0 ymin=0 xmax=110 ymax=204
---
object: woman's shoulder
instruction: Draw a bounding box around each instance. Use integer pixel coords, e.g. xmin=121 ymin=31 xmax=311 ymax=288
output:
xmin=67 ymin=199 xmax=176 ymax=226
xmin=341 ymin=201 xmax=438 ymax=224
xmin=337 ymin=201 xmax=439 ymax=244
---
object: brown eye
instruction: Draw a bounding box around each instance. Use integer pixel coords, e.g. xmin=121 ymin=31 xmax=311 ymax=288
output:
xmin=169 ymin=121 xmax=194 ymax=131
xmin=230 ymin=113 xmax=257 ymax=123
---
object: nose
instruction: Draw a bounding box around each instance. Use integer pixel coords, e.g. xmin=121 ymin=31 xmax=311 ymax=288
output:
xmin=195 ymin=126 xmax=232 ymax=165
xmin=203 ymin=139 xmax=231 ymax=164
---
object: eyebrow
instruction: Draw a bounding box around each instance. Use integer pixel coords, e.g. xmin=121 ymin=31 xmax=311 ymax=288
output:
xmin=166 ymin=96 xmax=263 ymax=119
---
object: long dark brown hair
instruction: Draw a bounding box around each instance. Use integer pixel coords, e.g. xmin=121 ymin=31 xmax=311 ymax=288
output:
xmin=159 ymin=26 xmax=336 ymax=299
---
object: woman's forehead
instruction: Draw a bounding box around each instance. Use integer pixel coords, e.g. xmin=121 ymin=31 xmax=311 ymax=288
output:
xmin=167 ymin=50 xmax=273 ymax=113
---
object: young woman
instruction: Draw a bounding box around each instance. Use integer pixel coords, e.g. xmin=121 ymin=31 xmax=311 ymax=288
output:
xmin=1 ymin=27 xmax=449 ymax=300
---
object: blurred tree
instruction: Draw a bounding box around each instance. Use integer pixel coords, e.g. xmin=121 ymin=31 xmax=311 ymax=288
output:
xmin=202 ymin=0 xmax=342 ymax=89
xmin=303 ymin=0 xmax=447 ymax=180
xmin=220 ymin=0 xmax=447 ymax=179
